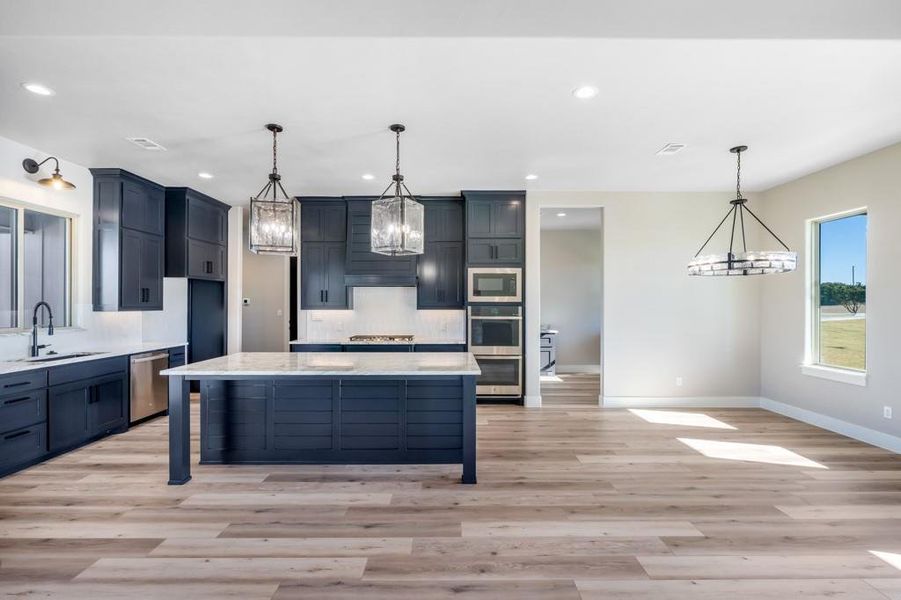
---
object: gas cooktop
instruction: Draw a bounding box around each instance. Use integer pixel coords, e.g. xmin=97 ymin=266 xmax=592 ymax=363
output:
xmin=348 ymin=334 xmax=415 ymax=343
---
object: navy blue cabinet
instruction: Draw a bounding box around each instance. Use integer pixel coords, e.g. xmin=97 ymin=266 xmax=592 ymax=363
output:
xmin=48 ymin=370 xmax=127 ymax=453
xmin=91 ymin=169 xmax=166 ymax=311
xmin=418 ymin=242 xmax=465 ymax=308
xmin=0 ymin=370 xmax=48 ymax=476
xmin=165 ymin=188 xmax=229 ymax=281
xmin=301 ymin=242 xmax=350 ymax=309
xmin=300 ymin=200 xmax=346 ymax=242
xmin=466 ymin=238 xmax=524 ymax=266
xmin=345 ymin=198 xmax=417 ymax=286
xmin=424 ymin=198 xmax=464 ymax=242
xmin=464 ymin=191 xmax=525 ymax=239
xmin=291 ymin=344 xmax=343 ymax=352
xmin=414 ymin=344 xmax=467 ymax=352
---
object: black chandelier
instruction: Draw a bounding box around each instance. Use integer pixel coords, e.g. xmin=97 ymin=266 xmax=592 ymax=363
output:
xmin=248 ymin=123 xmax=297 ymax=255
xmin=370 ymin=124 xmax=424 ymax=256
xmin=688 ymin=145 xmax=797 ymax=276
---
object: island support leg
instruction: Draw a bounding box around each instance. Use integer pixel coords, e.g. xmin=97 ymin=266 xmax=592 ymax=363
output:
xmin=462 ymin=375 xmax=477 ymax=484
xmin=168 ymin=375 xmax=192 ymax=485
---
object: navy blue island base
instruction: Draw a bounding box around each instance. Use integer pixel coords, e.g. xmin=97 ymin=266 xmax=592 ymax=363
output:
xmin=164 ymin=353 xmax=478 ymax=485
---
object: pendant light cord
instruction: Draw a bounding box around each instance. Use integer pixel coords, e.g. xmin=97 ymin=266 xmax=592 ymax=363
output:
xmin=735 ymin=149 xmax=742 ymax=201
xmin=395 ymin=128 xmax=401 ymax=178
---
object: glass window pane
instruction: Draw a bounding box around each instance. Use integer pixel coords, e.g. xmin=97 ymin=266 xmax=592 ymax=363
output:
xmin=0 ymin=206 xmax=16 ymax=328
xmin=817 ymin=213 xmax=866 ymax=370
xmin=23 ymin=210 xmax=69 ymax=328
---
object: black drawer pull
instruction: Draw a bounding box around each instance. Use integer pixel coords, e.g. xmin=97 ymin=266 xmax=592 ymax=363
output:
xmin=2 ymin=396 xmax=31 ymax=406
xmin=3 ymin=381 xmax=30 ymax=389
xmin=4 ymin=430 xmax=31 ymax=441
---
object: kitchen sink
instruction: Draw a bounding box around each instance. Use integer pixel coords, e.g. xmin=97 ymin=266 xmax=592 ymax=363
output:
xmin=15 ymin=351 xmax=108 ymax=363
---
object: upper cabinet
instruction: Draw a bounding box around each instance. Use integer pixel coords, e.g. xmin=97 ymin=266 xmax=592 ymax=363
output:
xmin=90 ymin=168 xmax=165 ymax=311
xmin=165 ymin=188 xmax=229 ymax=281
xmin=464 ymin=191 xmax=525 ymax=239
xmin=300 ymin=199 xmax=346 ymax=243
xmin=344 ymin=198 xmax=417 ymax=287
xmin=418 ymin=198 xmax=465 ymax=309
xmin=300 ymin=199 xmax=350 ymax=309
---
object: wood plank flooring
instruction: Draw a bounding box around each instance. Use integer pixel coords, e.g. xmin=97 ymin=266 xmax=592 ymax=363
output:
xmin=2 ymin=381 xmax=900 ymax=599
xmin=540 ymin=373 xmax=601 ymax=406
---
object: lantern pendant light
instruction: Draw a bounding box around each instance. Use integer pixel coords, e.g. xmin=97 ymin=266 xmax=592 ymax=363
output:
xmin=248 ymin=123 xmax=297 ymax=255
xmin=687 ymin=145 xmax=797 ymax=276
xmin=370 ymin=124 xmax=424 ymax=256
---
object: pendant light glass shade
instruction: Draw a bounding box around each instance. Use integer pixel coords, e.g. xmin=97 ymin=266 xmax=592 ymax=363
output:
xmin=688 ymin=146 xmax=797 ymax=277
xmin=248 ymin=123 xmax=297 ymax=256
xmin=370 ymin=124 xmax=424 ymax=256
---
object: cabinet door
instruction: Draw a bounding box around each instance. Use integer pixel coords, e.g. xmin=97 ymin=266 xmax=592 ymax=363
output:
xmin=493 ymin=239 xmax=524 ymax=264
xmin=121 ymin=180 xmax=164 ymax=236
xmin=491 ymin=197 xmax=524 ymax=238
xmin=301 ymin=203 xmax=346 ymax=242
xmin=300 ymin=243 xmax=325 ymax=309
xmin=322 ymin=242 xmax=348 ymax=308
xmin=424 ymin=200 xmax=463 ymax=242
xmin=119 ymin=229 xmax=144 ymax=309
xmin=140 ymin=234 xmax=164 ymax=309
xmin=466 ymin=239 xmax=494 ymax=265
xmin=48 ymin=380 xmax=91 ymax=452
xmin=0 ymin=423 xmax=46 ymax=475
xmin=466 ymin=199 xmax=494 ymax=238
xmin=187 ymin=238 xmax=226 ymax=280
xmin=90 ymin=372 xmax=127 ymax=435
xmin=187 ymin=195 xmax=227 ymax=245
xmin=418 ymin=242 xmax=463 ymax=309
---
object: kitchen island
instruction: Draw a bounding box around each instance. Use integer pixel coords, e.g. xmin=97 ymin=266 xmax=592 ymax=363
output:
xmin=161 ymin=352 xmax=480 ymax=485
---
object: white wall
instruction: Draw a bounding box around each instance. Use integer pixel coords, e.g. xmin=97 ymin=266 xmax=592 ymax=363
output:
xmin=525 ymin=191 xmax=762 ymax=407
xmin=759 ymin=141 xmax=901 ymax=439
xmin=227 ymin=207 xmax=244 ymax=354
xmin=539 ymin=228 xmax=602 ymax=371
xmin=300 ymin=287 xmax=466 ymax=343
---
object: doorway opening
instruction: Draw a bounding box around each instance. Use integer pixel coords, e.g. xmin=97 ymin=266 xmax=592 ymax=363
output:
xmin=539 ymin=207 xmax=603 ymax=406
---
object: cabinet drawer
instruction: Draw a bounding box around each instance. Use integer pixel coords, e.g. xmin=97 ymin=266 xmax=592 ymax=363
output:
xmin=0 ymin=369 xmax=48 ymax=396
xmin=49 ymin=356 xmax=128 ymax=387
xmin=0 ymin=423 xmax=47 ymax=473
xmin=0 ymin=390 xmax=47 ymax=434
xmin=168 ymin=347 xmax=186 ymax=367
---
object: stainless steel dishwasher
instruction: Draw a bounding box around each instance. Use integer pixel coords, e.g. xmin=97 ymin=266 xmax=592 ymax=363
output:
xmin=130 ymin=351 xmax=169 ymax=423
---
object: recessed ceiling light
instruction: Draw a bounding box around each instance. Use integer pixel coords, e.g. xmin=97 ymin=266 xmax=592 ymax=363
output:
xmin=572 ymin=85 xmax=598 ymax=100
xmin=556 ymin=212 xmax=567 ymax=217
xmin=361 ymin=173 xmax=375 ymax=180
xmin=657 ymin=143 xmax=687 ymax=156
xmin=126 ymin=137 xmax=167 ymax=151
xmin=21 ymin=82 xmax=55 ymax=96
xmin=525 ymin=174 xmax=538 ymax=181
xmin=198 ymin=172 xmax=214 ymax=179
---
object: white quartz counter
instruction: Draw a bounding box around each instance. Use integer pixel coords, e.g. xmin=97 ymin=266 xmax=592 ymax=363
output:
xmin=290 ymin=338 xmax=466 ymax=345
xmin=161 ymin=351 xmax=481 ymax=377
xmin=0 ymin=341 xmax=187 ymax=376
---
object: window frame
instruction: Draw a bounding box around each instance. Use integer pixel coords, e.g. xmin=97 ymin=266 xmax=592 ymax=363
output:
xmin=0 ymin=198 xmax=74 ymax=334
xmin=804 ymin=206 xmax=868 ymax=385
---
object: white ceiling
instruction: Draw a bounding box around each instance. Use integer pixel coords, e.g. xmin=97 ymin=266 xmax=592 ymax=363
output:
xmin=2 ymin=1 xmax=901 ymax=205
xmin=540 ymin=208 xmax=602 ymax=231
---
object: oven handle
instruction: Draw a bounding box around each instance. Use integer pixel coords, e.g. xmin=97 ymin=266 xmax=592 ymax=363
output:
xmin=469 ymin=315 xmax=522 ymax=321
xmin=473 ymin=355 xmax=522 ymax=361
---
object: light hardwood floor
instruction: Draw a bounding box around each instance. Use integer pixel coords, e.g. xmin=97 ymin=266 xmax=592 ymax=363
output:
xmin=541 ymin=373 xmax=601 ymax=406
xmin=1 ymin=383 xmax=900 ymax=599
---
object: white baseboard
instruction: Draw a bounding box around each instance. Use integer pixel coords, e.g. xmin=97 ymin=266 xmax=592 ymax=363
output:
xmin=523 ymin=394 xmax=542 ymax=408
xmin=556 ymin=364 xmax=601 ymax=374
xmin=760 ymin=397 xmax=901 ymax=454
xmin=602 ymin=396 xmax=762 ymax=409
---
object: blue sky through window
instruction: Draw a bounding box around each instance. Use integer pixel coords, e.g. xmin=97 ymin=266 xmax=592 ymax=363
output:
xmin=820 ymin=213 xmax=867 ymax=284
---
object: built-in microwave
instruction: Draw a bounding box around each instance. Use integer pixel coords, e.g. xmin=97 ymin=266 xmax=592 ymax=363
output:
xmin=467 ymin=267 xmax=522 ymax=303
xmin=473 ymin=355 xmax=522 ymax=396
xmin=468 ymin=305 xmax=522 ymax=355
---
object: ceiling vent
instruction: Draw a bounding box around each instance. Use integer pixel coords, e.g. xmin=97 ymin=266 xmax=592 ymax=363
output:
xmin=126 ymin=137 xmax=167 ymax=151
xmin=656 ymin=143 xmax=686 ymax=156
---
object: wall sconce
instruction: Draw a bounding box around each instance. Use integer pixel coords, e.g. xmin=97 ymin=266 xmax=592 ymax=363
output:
xmin=22 ymin=156 xmax=76 ymax=190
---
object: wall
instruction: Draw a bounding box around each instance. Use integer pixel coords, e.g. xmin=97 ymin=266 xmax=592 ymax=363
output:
xmin=300 ymin=287 xmax=466 ymax=343
xmin=539 ymin=228 xmax=602 ymax=371
xmin=759 ymin=141 xmax=901 ymax=441
xmin=241 ymin=213 xmax=289 ymax=351
xmin=227 ymin=207 xmax=243 ymax=354
xmin=525 ymin=191 xmax=762 ymax=407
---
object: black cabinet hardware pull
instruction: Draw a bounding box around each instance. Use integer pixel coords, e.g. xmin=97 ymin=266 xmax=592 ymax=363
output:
xmin=2 ymin=381 xmax=29 ymax=389
xmin=324 ymin=290 xmax=328 ymax=303
xmin=2 ymin=397 xmax=31 ymax=406
xmin=4 ymin=430 xmax=31 ymax=440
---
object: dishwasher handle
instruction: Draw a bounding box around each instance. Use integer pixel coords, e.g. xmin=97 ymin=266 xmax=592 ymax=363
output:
xmin=131 ymin=353 xmax=170 ymax=365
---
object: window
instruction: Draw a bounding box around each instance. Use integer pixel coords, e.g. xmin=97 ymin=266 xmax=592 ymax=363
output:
xmin=0 ymin=202 xmax=72 ymax=331
xmin=808 ymin=210 xmax=867 ymax=374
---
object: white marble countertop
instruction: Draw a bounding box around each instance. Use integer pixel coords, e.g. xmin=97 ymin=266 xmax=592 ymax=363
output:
xmin=161 ymin=351 xmax=481 ymax=377
xmin=0 ymin=341 xmax=187 ymax=376
xmin=290 ymin=338 xmax=466 ymax=345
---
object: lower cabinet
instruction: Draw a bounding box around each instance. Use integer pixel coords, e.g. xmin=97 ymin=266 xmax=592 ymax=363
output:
xmin=0 ymin=423 xmax=46 ymax=475
xmin=48 ymin=371 xmax=127 ymax=453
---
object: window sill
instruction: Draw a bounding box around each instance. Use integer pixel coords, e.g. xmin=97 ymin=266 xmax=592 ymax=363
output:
xmin=801 ymin=364 xmax=867 ymax=387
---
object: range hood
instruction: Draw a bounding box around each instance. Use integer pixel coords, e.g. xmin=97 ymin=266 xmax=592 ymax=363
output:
xmin=344 ymin=198 xmax=417 ymax=287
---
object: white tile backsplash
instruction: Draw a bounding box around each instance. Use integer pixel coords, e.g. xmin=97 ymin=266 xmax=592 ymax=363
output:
xmin=301 ymin=287 xmax=466 ymax=343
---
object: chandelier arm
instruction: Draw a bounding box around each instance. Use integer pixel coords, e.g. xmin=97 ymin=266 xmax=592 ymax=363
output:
xmin=254 ymin=181 xmax=272 ymax=200
xmin=399 ymin=181 xmax=417 ymax=200
xmin=739 ymin=205 xmax=747 ymax=252
xmin=376 ymin=181 xmax=394 ymax=201
xmin=728 ymin=202 xmax=739 ymax=256
xmin=694 ymin=205 xmax=735 ymax=257
xmin=741 ymin=204 xmax=792 ymax=252
xmin=275 ymin=180 xmax=292 ymax=202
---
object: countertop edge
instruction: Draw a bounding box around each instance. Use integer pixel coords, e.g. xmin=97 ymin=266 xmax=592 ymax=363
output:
xmin=0 ymin=341 xmax=188 ymax=376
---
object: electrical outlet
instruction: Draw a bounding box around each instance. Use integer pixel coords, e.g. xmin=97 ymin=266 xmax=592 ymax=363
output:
xmin=310 ymin=312 xmax=323 ymax=322
xmin=675 ymin=377 xmax=683 ymax=387
xmin=885 ymin=406 xmax=893 ymax=419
